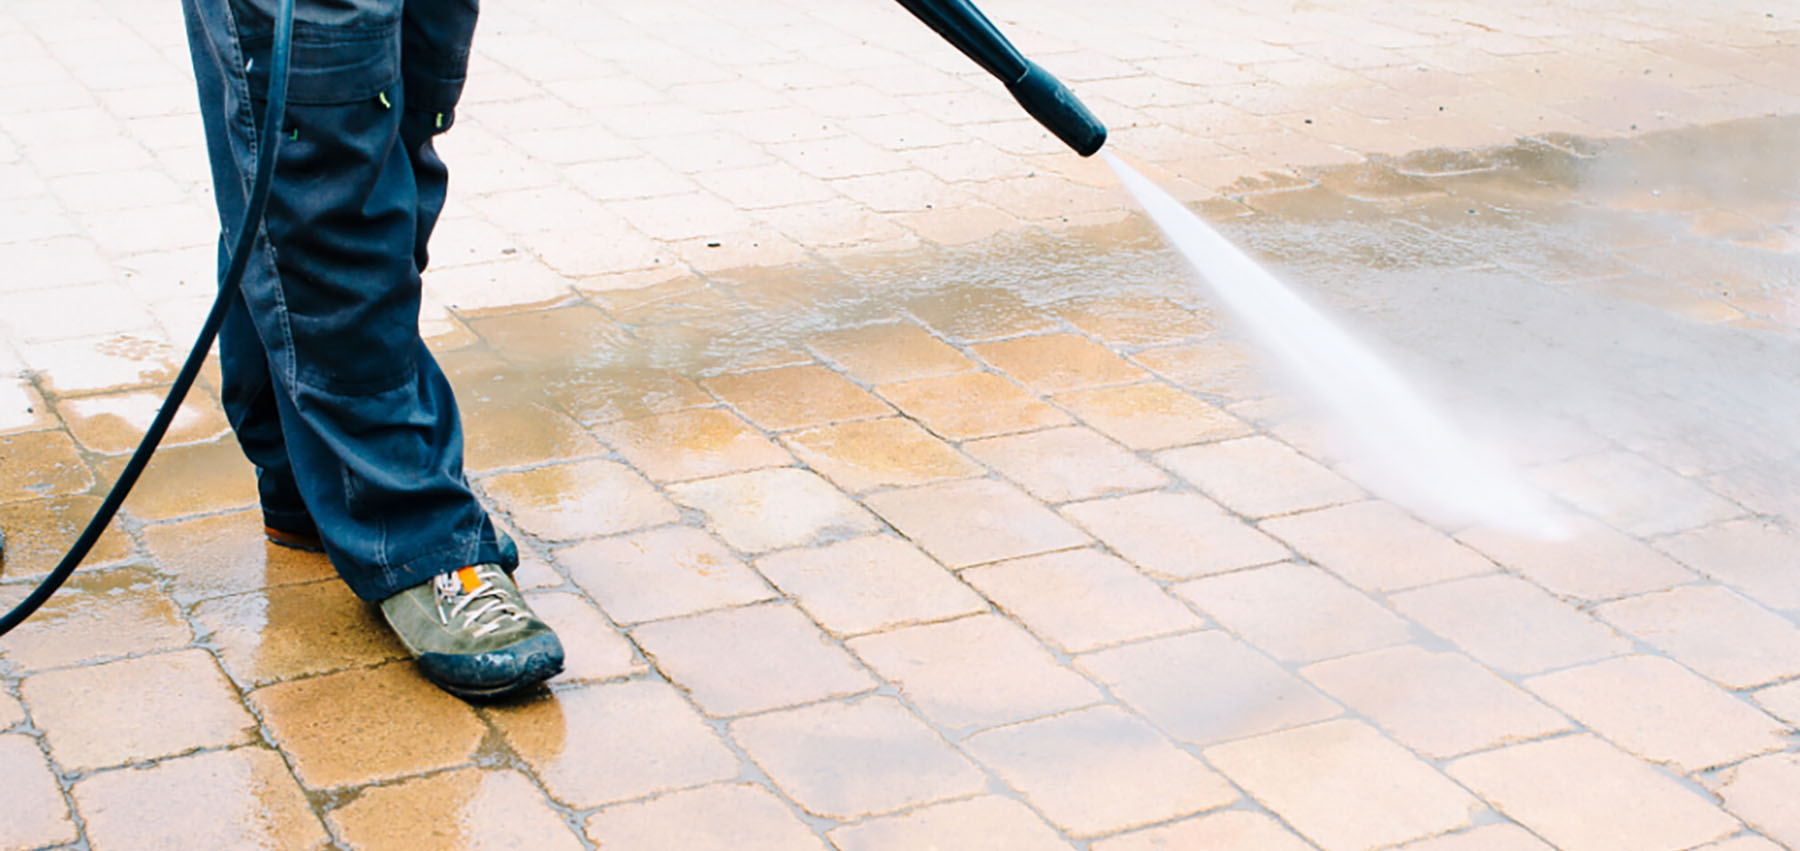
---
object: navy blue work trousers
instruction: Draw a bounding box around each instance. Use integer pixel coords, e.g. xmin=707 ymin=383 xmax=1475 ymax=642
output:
xmin=182 ymin=0 xmax=514 ymax=600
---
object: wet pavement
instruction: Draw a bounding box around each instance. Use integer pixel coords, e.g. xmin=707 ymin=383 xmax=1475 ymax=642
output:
xmin=6 ymin=0 xmax=1800 ymax=849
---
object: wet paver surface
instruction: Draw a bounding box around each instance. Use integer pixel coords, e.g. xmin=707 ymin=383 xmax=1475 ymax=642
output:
xmin=4 ymin=0 xmax=1800 ymax=849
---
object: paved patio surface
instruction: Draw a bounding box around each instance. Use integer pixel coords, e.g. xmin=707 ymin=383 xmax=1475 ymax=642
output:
xmin=3 ymin=0 xmax=1800 ymax=849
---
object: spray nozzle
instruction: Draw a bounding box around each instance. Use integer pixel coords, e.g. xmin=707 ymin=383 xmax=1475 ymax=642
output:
xmin=895 ymin=0 xmax=1107 ymax=157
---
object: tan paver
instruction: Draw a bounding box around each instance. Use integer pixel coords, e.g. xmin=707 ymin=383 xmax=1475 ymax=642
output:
xmin=755 ymin=535 xmax=986 ymax=636
xmin=0 ymin=494 xmax=136 ymax=579
xmin=558 ymin=526 xmax=774 ymax=624
xmin=965 ymin=426 xmax=1170 ymax=503
xmin=1456 ymin=515 xmax=1695 ymax=601
xmin=631 ymin=603 xmax=875 ymax=716
xmin=703 ymin=364 xmax=894 ymax=431
xmin=1135 ymin=338 xmax=1269 ymax=400
xmin=523 ymin=590 xmax=645 ymax=684
xmin=192 ymin=580 xmax=406 ymax=688
xmin=586 ymin=783 xmax=828 ymax=851
xmin=729 ymin=695 xmax=987 ymax=820
xmin=56 ymin=388 xmax=229 ymax=454
xmin=1302 ymin=646 xmax=1571 ymax=759
xmin=830 ymin=796 xmax=1074 ymax=851
xmin=1448 ymin=735 xmax=1741 ymax=851
xmin=1391 ymin=574 xmax=1632 ymax=675
xmin=666 ymin=467 xmax=882 ymax=553
xmin=809 ymin=321 xmax=976 ymax=384
xmin=782 ymin=417 xmax=984 ymax=492
xmin=964 ymin=549 xmax=1202 ymax=653
xmin=1078 ymin=630 xmax=1341 ymax=745
xmin=1595 ymin=585 xmax=1800 ymax=689
xmin=0 ymin=430 xmax=92 ymax=502
xmin=100 ymin=438 xmax=257 ymax=522
xmin=875 ymin=372 xmax=1071 ymax=440
xmin=1395 ymin=824 xmax=1556 ymax=850
xmin=1655 ymin=518 xmax=1800 ymax=610
xmin=1176 ymin=562 xmax=1411 ymax=662
xmin=1532 ymin=451 xmax=1744 ymax=537
xmin=1090 ymin=810 xmax=1314 ymax=851
xmin=1054 ymin=381 xmax=1252 ymax=450
xmin=1706 ymin=753 xmax=1800 ymax=849
xmin=1525 ymin=655 xmax=1788 ymax=774
xmin=489 ymin=679 xmax=740 ymax=808
xmin=0 ymin=733 xmax=77 ymax=850
xmin=848 ymin=613 xmax=1104 ymax=732
xmin=480 ymin=459 xmax=679 ymax=542
xmin=0 ymin=567 xmax=191 ymax=672
xmin=1206 ymin=719 xmax=1479 ymax=851
xmin=594 ymin=408 xmax=792 ymax=482
xmin=1053 ymin=296 xmax=1215 ymax=348
xmin=864 ymin=478 xmax=1091 ymax=568
xmin=21 ymin=649 xmax=254 ymax=772
xmin=971 ymin=333 xmax=1148 ymax=393
xmin=1262 ymin=500 xmax=1496 ymax=592
xmin=1061 ymin=490 xmax=1290 ymax=579
xmin=330 ymin=768 xmax=586 ymax=851
xmin=1159 ymin=437 xmax=1363 ymax=518
xmin=1751 ymin=679 xmax=1800 ymax=726
xmin=251 ymin=663 xmax=486 ymax=789
xmin=73 ymin=748 xmax=327 ymax=849
xmin=1691 ymin=837 xmax=1788 ymax=851
xmin=0 ymin=691 xmax=23 ymax=730
xmin=138 ymin=509 xmax=335 ymax=604
xmin=964 ymin=706 xmax=1240 ymax=838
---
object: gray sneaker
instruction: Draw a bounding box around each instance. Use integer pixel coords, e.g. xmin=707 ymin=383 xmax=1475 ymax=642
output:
xmin=379 ymin=564 xmax=564 ymax=699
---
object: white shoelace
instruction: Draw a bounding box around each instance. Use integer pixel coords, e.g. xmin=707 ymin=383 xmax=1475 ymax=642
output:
xmin=433 ymin=568 xmax=527 ymax=638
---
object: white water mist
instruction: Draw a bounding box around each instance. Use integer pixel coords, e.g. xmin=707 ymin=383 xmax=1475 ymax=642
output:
xmin=1104 ymin=151 xmax=1566 ymax=539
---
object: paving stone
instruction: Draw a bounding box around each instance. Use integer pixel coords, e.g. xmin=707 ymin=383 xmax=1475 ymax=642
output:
xmin=55 ymin=388 xmax=229 ymax=454
xmin=0 ymin=566 xmax=191 ymax=672
xmin=559 ymin=526 xmax=774 ymax=624
xmin=1054 ymin=381 xmax=1252 ymax=450
xmin=703 ymin=364 xmax=894 ymax=431
xmin=1079 ymin=630 xmax=1340 ymax=744
xmin=1457 ymin=514 xmax=1696 ymax=601
xmin=809 ymin=321 xmax=975 ymax=384
xmin=1394 ymin=824 xmax=1556 ymax=850
xmin=964 ymin=705 xmax=1239 ymax=838
xmin=1595 ymin=585 xmax=1800 ymax=689
xmin=1159 ymin=437 xmax=1363 ymax=518
xmin=1655 ymin=519 xmax=1800 ymax=611
xmin=1205 ymin=719 xmax=1479 ymax=851
xmin=848 ymin=613 xmax=1103 ymax=731
xmin=1525 ymin=655 xmax=1787 ymax=774
xmin=1750 ymin=679 xmax=1800 ymax=726
xmin=971 ymin=333 xmax=1147 ymax=393
xmin=864 ymin=478 xmax=1091 ymax=568
xmin=524 ymin=590 xmax=645 ymax=684
xmin=1060 ymin=491 xmax=1291 ymax=579
xmin=1302 ymin=645 xmax=1571 ymax=759
xmin=666 ymin=467 xmax=881 ymax=553
xmin=0 ymin=733 xmax=76 ymax=850
xmin=1391 ymin=574 xmax=1632 ymax=676
xmin=782 ymin=417 xmax=984 ymax=492
xmin=138 ymin=509 xmax=336 ymax=604
xmin=594 ymin=408 xmax=792 ymax=482
xmin=585 ymin=783 xmax=828 ymax=851
xmin=965 ymin=426 xmax=1169 ymax=503
xmin=631 ymin=603 xmax=875 ymax=716
xmin=755 ymin=535 xmax=985 ymax=636
xmin=1689 ymin=837 xmax=1787 ymax=851
xmin=490 ymin=679 xmax=740 ymax=808
xmin=193 ymin=580 xmax=406 ymax=688
xmin=830 ymin=795 xmax=1074 ymax=851
xmin=330 ymin=768 xmax=585 ymax=851
xmin=481 ymin=459 xmax=679 ymax=542
xmin=0 ymin=690 xmax=22 ymax=730
xmin=0 ymin=429 xmax=91 ymax=502
xmin=72 ymin=749 xmax=327 ymax=850
xmin=875 ymin=372 xmax=1071 ymax=440
xmin=730 ymin=695 xmax=987 ymax=820
xmin=1706 ymin=753 xmax=1800 ymax=849
xmin=1090 ymin=810 xmax=1314 ymax=851
xmin=98 ymin=437 xmax=258 ymax=522
xmin=1448 ymin=735 xmax=1740 ymax=851
xmin=1532 ymin=451 xmax=1743 ymax=538
xmin=0 ymin=494 xmax=136 ymax=580
xmin=1261 ymin=501 xmax=1496 ymax=592
xmin=1176 ymin=562 xmax=1412 ymax=662
xmin=251 ymin=663 xmax=486 ymax=789
xmin=1134 ymin=338 xmax=1270 ymax=400
xmin=21 ymin=649 xmax=253 ymax=772
xmin=964 ymin=549 xmax=1202 ymax=653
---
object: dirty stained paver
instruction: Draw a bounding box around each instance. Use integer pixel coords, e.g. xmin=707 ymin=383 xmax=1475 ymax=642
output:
xmin=5 ymin=0 xmax=1800 ymax=849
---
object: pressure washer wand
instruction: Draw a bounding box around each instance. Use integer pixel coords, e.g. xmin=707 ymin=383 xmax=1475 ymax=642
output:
xmin=895 ymin=0 xmax=1107 ymax=156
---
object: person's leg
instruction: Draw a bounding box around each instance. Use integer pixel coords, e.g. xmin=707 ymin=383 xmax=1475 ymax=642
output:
xmin=398 ymin=0 xmax=478 ymax=272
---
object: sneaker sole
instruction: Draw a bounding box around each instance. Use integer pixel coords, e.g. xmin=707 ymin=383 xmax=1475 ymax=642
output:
xmin=418 ymin=633 xmax=565 ymax=700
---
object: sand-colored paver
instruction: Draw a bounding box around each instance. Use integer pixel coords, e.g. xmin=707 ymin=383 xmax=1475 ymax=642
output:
xmin=966 ymin=426 xmax=1170 ymax=503
xmin=586 ymin=783 xmax=828 ymax=851
xmin=755 ymin=535 xmax=986 ymax=636
xmin=876 ymin=372 xmax=1071 ymax=440
xmin=1262 ymin=500 xmax=1495 ymax=592
xmin=192 ymin=580 xmax=406 ymax=688
xmin=71 ymin=749 xmax=327 ymax=850
xmin=558 ymin=525 xmax=774 ymax=624
xmin=1706 ymin=753 xmax=1800 ymax=849
xmin=480 ymin=459 xmax=679 ymax=542
xmin=1176 ymin=562 xmax=1411 ymax=662
xmin=1655 ymin=518 xmax=1800 ymax=611
xmin=1054 ymin=381 xmax=1251 ymax=450
xmin=964 ymin=549 xmax=1202 ymax=653
xmin=0 ymin=567 xmax=191 ymax=672
xmin=864 ymin=478 xmax=1092 ymax=568
xmin=1061 ymin=490 xmax=1291 ymax=579
xmin=251 ymin=663 xmax=486 ymax=789
xmin=1395 ymin=824 xmax=1556 ymax=850
xmin=666 ymin=467 xmax=882 ymax=553
xmin=783 ymin=417 xmax=983 ymax=492
xmin=330 ymin=768 xmax=586 ymax=851
xmin=631 ymin=603 xmax=875 ymax=716
xmin=1595 ymin=585 xmax=1800 ymax=689
xmin=1091 ymin=810 xmax=1315 ymax=851
xmin=0 ymin=733 xmax=77 ymax=851
xmin=1392 ymin=574 xmax=1632 ymax=675
xmin=1160 ymin=436 xmax=1363 ymax=518
xmin=22 ymin=649 xmax=254 ymax=772
xmin=1456 ymin=515 xmax=1696 ymax=601
xmin=830 ymin=796 xmax=1074 ymax=851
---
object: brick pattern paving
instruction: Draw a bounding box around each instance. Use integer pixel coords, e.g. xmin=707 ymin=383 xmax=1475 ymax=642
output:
xmin=4 ymin=0 xmax=1800 ymax=848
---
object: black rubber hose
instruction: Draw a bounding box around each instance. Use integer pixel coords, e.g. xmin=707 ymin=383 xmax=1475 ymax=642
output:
xmin=0 ymin=0 xmax=294 ymax=637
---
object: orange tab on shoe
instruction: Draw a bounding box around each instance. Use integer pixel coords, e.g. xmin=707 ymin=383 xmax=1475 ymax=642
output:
xmin=456 ymin=566 xmax=482 ymax=593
